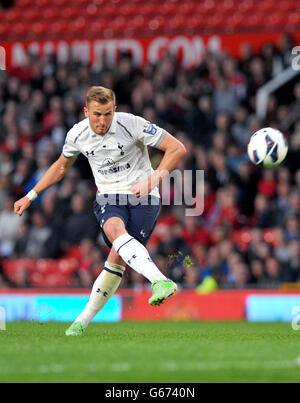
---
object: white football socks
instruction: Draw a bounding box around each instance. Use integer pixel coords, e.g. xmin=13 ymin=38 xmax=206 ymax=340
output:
xmin=75 ymin=261 xmax=125 ymax=328
xmin=113 ymin=233 xmax=167 ymax=283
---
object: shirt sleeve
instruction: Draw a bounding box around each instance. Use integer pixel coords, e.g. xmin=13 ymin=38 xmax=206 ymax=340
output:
xmin=62 ymin=128 xmax=81 ymax=158
xmin=131 ymin=116 xmax=166 ymax=147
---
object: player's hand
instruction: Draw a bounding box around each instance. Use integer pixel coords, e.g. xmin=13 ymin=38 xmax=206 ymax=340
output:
xmin=14 ymin=196 xmax=32 ymax=216
xmin=130 ymin=172 xmax=161 ymax=198
xmin=130 ymin=179 xmax=152 ymax=198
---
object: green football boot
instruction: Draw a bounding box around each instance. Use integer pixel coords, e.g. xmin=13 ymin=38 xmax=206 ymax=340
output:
xmin=149 ymin=280 xmax=178 ymax=306
xmin=65 ymin=321 xmax=86 ymax=336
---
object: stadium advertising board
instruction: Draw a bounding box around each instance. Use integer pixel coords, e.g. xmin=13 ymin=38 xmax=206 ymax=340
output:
xmin=3 ymin=32 xmax=300 ymax=70
xmin=0 ymin=294 xmax=122 ymax=322
xmin=1 ymin=290 xmax=300 ymax=322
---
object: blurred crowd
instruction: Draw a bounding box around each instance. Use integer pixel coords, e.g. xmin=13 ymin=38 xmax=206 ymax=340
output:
xmin=1 ymin=33 xmax=300 ymax=290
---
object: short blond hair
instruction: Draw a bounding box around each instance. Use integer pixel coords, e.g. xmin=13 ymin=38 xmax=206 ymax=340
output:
xmin=86 ymin=86 xmax=116 ymax=106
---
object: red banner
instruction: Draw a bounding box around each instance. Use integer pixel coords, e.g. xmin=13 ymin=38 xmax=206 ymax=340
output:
xmin=120 ymin=289 xmax=300 ymax=321
xmin=2 ymin=32 xmax=300 ymax=71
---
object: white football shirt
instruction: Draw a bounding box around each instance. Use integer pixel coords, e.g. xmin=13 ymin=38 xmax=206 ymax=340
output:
xmin=62 ymin=112 xmax=166 ymax=197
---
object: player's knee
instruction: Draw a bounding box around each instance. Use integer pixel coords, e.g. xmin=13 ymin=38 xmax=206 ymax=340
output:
xmin=107 ymin=255 xmax=126 ymax=267
xmin=103 ymin=217 xmax=126 ymax=242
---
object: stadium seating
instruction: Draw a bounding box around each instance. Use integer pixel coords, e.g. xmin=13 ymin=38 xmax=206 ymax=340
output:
xmin=0 ymin=0 xmax=299 ymax=40
xmin=2 ymin=258 xmax=78 ymax=287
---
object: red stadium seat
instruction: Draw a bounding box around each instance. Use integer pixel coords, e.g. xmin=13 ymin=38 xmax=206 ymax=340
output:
xmin=51 ymin=0 xmax=69 ymax=6
xmin=57 ymin=259 xmax=77 ymax=275
xmin=238 ymin=0 xmax=255 ymax=12
xmin=229 ymin=12 xmax=247 ymax=29
xmin=27 ymin=258 xmax=76 ymax=287
xmin=288 ymin=13 xmax=300 ymax=25
xmin=48 ymin=20 xmax=68 ymax=37
xmin=42 ymin=7 xmax=61 ymax=21
xmin=202 ymin=0 xmax=216 ymax=13
xmin=76 ymin=0 xmax=93 ymax=5
xmin=22 ymin=8 xmax=40 ymax=21
xmin=120 ymin=4 xmax=136 ymax=17
xmin=185 ymin=15 xmax=205 ymax=30
xmin=280 ymin=0 xmax=297 ymax=11
xmin=147 ymin=17 xmax=165 ymax=34
xmin=130 ymin=15 xmax=146 ymax=31
xmin=263 ymin=229 xmax=278 ymax=247
xmin=31 ymin=22 xmax=48 ymax=37
xmin=34 ymin=0 xmax=49 ymax=8
xmin=231 ymin=229 xmax=253 ymax=251
xmin=0 ymin=22 xmax=10 ymax=37
xmin=35 ymin=259 xmax=56 ymax=274
xmin=89 ymin=20 xmax=106 ymax=35
xmin=86 ymin=4 xmax=99 ymax=17
xmin=246 ymin=13 xmax=264 ymax=29
xmin=68 ymin=17 xmax=89 ymax=35
xmin=16 ymin=0 xmax=33 ymax=8
xmin=11 ymin=22 xmax=28 ymax=37
xmin=257 ymin=0 xmax=276 ymax=13
xmin=180 ymin=3 xmax=197 ymax=16
xmin=206 ymin=14 xmax=225 ymax=30
xmin=110 ymin=16 xmax=127 ymax=33
xmin=265 ymin=13 xmax=286 ymax=29
xmin=138 ymin=3 xmax=159 ymax=16
xmin=165 ymin=15 xmax=186 ymax=31
xmin=43 ymin=273 xmax=71 ymax=287
xmin=0 ymin=0 xmax=298 ymax=41
xmin=222 ymin=0 xmax=236 ymax=14
xmin=2 ymin=260 xmax=19 ymax=279
xmin=4 ymin=8 xmax=21 ymax=22
xmin=2 ymin=258 xmax=34 ymax=282
xmin=100 ymin=4 xmax=118 ymax=17
xmin=160 ymin=3 xmax=177 ymax=15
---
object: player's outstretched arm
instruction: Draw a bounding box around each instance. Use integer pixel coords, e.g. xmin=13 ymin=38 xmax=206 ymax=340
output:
xmin=14 ymin=153 xmax=77 ymax=216
xmin=130 ymin=132 xmax=186 ymax=197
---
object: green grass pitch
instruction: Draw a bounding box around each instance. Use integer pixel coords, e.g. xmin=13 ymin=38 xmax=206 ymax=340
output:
xmin=1 ymin=321 xmax=300 ymax=383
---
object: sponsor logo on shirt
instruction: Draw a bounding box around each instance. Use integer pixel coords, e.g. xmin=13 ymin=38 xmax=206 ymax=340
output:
xmin=98 ymin=163 xmax=131 ymax=175
xmin=101 ymin=158 xmax=115 ymax=167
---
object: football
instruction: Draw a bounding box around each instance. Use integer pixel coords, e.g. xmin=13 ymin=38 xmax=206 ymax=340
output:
xmin=247 ymin=127 xmax=288 ymax=168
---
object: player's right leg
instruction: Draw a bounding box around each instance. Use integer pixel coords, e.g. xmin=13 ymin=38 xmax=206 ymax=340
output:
xmin=103 ymin=202 xmax=177 ymax=307
xmin=109 ymin=228 xmax=177 ymax=306
xmin=65 ymin=249 xmax=126 ymax=336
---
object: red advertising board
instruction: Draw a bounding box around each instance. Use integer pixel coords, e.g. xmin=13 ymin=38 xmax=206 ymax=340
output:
xmin=120 ymin=289 xmax=300 ymax=321
xmin=2 ymin=32 xmax=300 ymax=71
xmin=2 ymin=288 xmax=297 ymax=321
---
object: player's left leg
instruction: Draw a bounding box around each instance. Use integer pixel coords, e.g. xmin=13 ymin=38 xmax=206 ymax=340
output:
xmin=65 ymin=249 xmax=126 ymax=336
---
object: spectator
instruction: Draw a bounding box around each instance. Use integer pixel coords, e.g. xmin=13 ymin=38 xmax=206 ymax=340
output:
xmin=274 ymin=228 xmax=290 ymax=265
xmin=0 ymin=195 xmax=26 ymax=257
xmin=257 ymin=169 xmax=277 ymax=198
xmin=231 ymin=106 xmax=250 ymax=148
xmin=63 ymin=193 xmax=98 ymax=249
xmin=1 ymin=39 xmax=300 ymax=289
xmin=249 ymin=259 xmax=267 ymax=285
xmin=285 ymin=241 xmax=300 ymax=282
xmin=265 ymin=257 xmax=282 ymax=285
xmin=24 ymin=210 xmax=52 ymax=258
xmin=285 ymin=216 xmax=300 ymax=242
xmin=248 ymin=228 xmax=271 ymax=261
xmin=273 ymin=180 xmax=292 ymax=226
xmin=249 ymin=194 xmax=275 ymax=228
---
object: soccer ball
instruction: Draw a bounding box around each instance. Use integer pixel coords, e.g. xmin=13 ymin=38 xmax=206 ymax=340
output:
xmin=247 ymin=127 xmax=288 ymax=168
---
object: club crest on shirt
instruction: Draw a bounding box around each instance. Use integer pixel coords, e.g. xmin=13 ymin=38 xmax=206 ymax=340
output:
xmin=117 ymin=142 xmax=125 ymax=155
xmin=143 ymin=122 xmax=157 ymax=135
